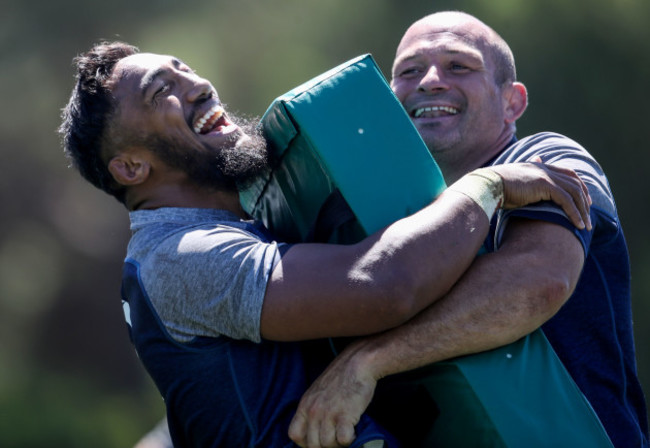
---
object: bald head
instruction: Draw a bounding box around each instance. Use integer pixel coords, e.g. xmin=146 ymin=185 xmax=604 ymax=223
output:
xmin=395 ymin=11 xmax=517 ymax=85
xmin=389 ymin=11 xmax=528 ymax=182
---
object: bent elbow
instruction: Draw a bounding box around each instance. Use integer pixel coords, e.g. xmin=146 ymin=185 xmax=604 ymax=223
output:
xmin=386 ymin=291 xmax=423 ymax=325
xmin=532 ymin=274 xmax=575 ymax=320
xmin=364 ymin=272 xmax=424 ymax=330
xmin=383 ymin=277 xmax=426 ymax=327
xmin=373 ymin=266 xmax=453 ymax=327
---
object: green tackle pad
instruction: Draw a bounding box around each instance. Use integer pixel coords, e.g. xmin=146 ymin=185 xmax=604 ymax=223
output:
xmin=239 ymin=54 xmax=445 ymax=243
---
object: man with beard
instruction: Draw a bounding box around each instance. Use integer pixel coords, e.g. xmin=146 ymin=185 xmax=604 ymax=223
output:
xmin=60 ymin=42 xmax=592 ymax=447
xmin=288 ymin=11 xmax=648 ymax=448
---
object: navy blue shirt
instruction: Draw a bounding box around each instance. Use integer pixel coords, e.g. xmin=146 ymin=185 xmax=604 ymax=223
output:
xmin=490 ymin=132 xmax=648 ymax=447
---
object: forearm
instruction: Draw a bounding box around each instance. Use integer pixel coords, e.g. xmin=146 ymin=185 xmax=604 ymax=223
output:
xmin=286 ymin=249 xmax=547 ymax=447
xmin=287 ymin=221 xmax=587 ymax=447
xmin=349 ymin=255 xmax=546 ymax=380
xmin=354 ymin=189 xmax=491 ymax=312
xmin=286 ymin=248 xmax=553 ymax=448
xmin=263 ymin=163 xmax=590 ymax=341
xmin=263 ymin=189 xmax=492 ymax=341
xmin=351 ymin=220 xmax=585 ymax=380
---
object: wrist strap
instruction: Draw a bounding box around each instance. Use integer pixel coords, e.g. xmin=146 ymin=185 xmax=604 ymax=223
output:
xmin=447 ymin=168 xmax=504 ymax=219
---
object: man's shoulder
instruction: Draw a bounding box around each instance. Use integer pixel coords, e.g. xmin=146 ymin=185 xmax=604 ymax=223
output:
xmin=126 ymin=207 xmax=271 ymax=263
xmin=123 ymin=208 xmax=280 ymax=343
xmin=495 ymin=132 xmax=588 ymax=164
xmin=493 ymin=131 xmax=620 ymax=240
xmin=492 ymin=132 xmax=612 ymax=201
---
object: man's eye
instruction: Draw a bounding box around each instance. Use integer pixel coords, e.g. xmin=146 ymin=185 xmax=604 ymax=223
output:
xmin=450 ymin=63 xmax=470 ymax=72
xmin=154 ymin=84 xmax=170 ymax=97
xmin=398 ymin=67 xmax=420 ymax=77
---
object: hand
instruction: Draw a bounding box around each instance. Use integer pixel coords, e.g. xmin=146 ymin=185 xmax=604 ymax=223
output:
xmin=490 ymin=160 xmax=592 ymax=230
xmin=288 ymin=344 xmax=378 ymax=448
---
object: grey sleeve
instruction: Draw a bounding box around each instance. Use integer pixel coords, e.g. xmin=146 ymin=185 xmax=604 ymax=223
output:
xmin=140 ymin=225 xmax=282 ymax=343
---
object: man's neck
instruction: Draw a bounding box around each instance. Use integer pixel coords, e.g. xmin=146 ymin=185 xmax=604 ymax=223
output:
xmin=438 ymin=132 xmax=516 ymax=185
xmin=128 ymin=184 xmax=247 ymax=218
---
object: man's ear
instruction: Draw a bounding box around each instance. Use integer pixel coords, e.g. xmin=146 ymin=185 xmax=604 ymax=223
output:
xmin=107 ymin=150 xmax=151 ymax=186
xmin=503 ymin=81 xmax=528 ymax=124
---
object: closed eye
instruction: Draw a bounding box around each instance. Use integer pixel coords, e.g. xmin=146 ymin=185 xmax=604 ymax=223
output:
xmin=154 ymin=83 xmax=171 ymax=98
xmin=450 ymin=63 xmax=471 ymax=72
xmin=396 ymin=66 xmax=422 ymax=78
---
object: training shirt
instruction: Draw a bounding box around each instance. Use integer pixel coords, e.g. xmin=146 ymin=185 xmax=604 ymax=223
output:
xmin=489 ymin=132 xmax=648 ymax=448
xmin=121 ymin=207 xmax=399 ymax=447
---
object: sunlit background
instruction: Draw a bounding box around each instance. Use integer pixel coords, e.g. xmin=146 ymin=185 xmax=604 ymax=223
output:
xmin=2 ymin=0 xmax=649 ymax=446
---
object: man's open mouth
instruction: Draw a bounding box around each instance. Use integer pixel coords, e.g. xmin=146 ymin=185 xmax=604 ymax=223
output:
xmin=193 ymin=104 xmax=229 ymax=134
xmin=413 ymin=106 xmax=459 ymax=118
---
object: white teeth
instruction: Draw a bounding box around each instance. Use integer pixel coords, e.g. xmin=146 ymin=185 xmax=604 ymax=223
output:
xmin=414 ymin=106 xmax=459 ymax=118
xmin=193 ymin=104 xmax=224 ymax=134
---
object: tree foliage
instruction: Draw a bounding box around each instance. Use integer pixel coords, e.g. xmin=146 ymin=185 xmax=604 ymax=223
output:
xmin=1 ymin=0 xmax=648 ymax=445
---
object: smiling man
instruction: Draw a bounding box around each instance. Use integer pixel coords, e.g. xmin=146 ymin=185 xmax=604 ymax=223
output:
xmin=104 ymin=52 xmax=268 ymax=210
xmin=288 ymin=11 xmax=649 ymax=448
xmin=60 ymin=42 xmax=593 ymax=447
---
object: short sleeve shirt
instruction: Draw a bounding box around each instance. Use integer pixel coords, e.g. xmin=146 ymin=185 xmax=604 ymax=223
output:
xmin=487 ymin=132 xmax=648 ymax=447
xmin=126 ymin=207 xmax=284 ymax=343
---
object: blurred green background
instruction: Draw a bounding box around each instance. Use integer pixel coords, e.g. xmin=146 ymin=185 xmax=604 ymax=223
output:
xmin=1 ymin=0 xmax=648 ymax=446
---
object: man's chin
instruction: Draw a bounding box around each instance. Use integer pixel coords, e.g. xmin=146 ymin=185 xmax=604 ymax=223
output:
xmin=232 ymin=130 xmax=251 ymax=147
xmin=184 ymin=112 xmax=269 ymax=191
xmin=418 ymin=128 xmax=461 ymax=153
xmin=214 ymin=128 xmax=269 ymax=188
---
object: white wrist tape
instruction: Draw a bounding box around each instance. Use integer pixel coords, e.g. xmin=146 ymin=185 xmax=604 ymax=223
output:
xmin=448 ymin=168 xmax=504 ymax=219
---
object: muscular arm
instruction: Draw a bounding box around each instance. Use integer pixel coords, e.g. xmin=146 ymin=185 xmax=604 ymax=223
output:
xmin=261 ymin=162 xmax=589 ymax=342
xmin=288 ymin=219 xmax=586 ymax=446
xmin=358 ymin=219 xmax=584 ymax=372
xmin=262 ymin=188 xmax=489 ymax=341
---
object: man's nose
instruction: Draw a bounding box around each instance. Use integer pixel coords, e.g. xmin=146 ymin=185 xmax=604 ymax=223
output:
xmin=418 ymin=66 xmax=449 ymax=93
xmin=186 ymin=76 xmax=214 ymax=103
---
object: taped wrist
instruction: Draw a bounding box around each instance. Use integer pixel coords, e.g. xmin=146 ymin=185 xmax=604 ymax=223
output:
xmin=448 ymin=168 xmax=504 ymax=219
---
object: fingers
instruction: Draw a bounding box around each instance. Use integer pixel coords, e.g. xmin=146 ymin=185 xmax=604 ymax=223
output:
xmin=307 ymin=417 xmax=341 ymax=448
xmin=335 ymin=419 xmax=356 ymax=447
xmin=287 ymin=347 xmax=378 ymax=448
xmin=312 ymin=419 xmax=355 ymax=448
xmin=569 ymin=178 xmax=592 ymax=231
xmin=540 ymin=164 xmax=592 ymax=230
xmin=498 ymin=161 xmax=592 ymax=231
xmin=288 ymin=411 xmax=308 ymax=447
xmin=547 ymin=183 xmax=588 ymax=230
xmin=289 ymin=411 xmax=355 ymax=448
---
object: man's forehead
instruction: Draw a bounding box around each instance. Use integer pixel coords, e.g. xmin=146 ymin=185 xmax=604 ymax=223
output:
xmin=395 ymin=31 xmax=485 ymax=63
xmin=113 ymin=53 xmax=173 ymax=80
xmin=397 ymin=13 xmax=490 ymax=56
xmin=110 ymin=52 xmax=181 ymax=100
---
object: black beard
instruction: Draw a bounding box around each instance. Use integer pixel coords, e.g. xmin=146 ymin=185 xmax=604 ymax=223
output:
xmin=215 ymin=113 xmax=270 ymax=191
xmin=145 ymin=113 xmax=269 ymax=192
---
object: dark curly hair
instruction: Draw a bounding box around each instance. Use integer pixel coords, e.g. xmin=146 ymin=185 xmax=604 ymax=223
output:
xmin=59 ymin=41 xmax=139 ymax=203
